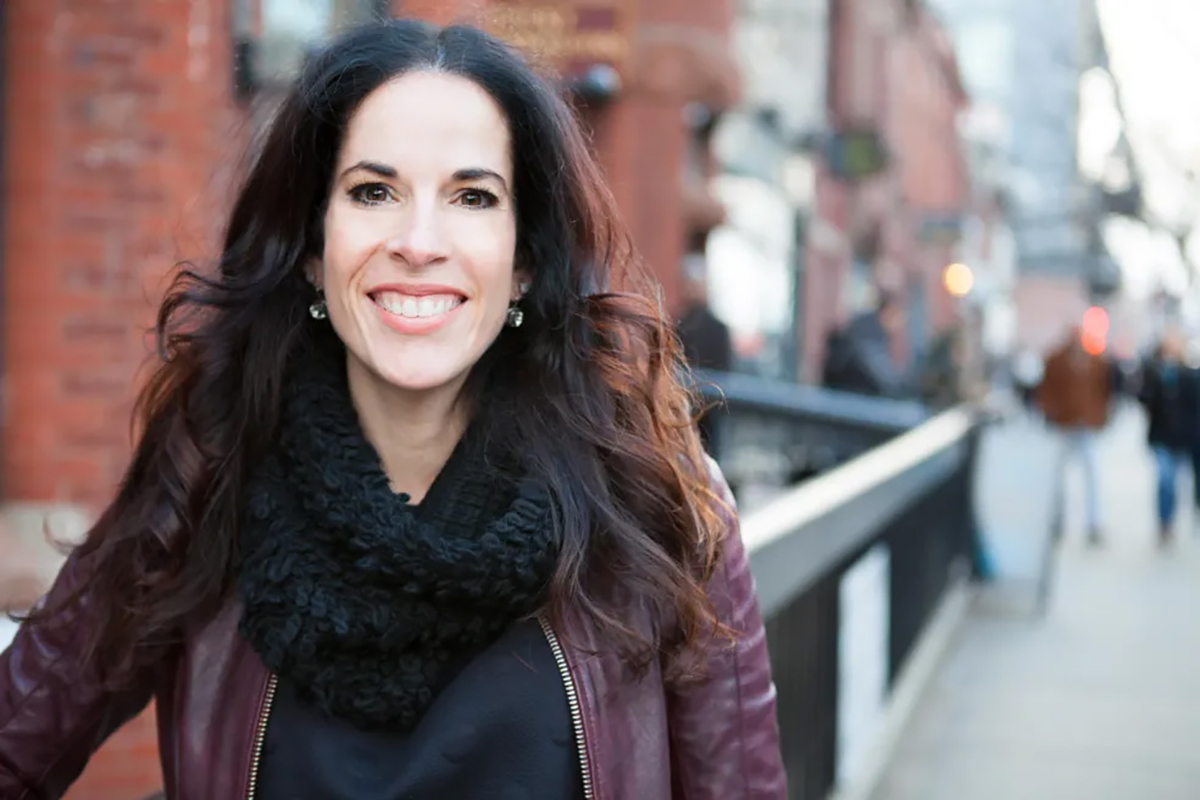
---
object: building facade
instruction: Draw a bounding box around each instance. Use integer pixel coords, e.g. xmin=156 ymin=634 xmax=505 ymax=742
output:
xmin=929 ymin=0 xmax=1107 ymax=353
xmin=0 ymin=1 xmax=738 ymax=795
xmin=803 ymin=0 xmax=971 ymax=381
xmin=707 ymin=0 xmax=830 ymax=380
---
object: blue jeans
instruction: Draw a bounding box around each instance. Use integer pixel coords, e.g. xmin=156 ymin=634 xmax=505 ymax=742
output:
xmin=1153 ymin=446 xmax=1189 ymax=527
xmin=1054 ymin=428 xmax=1100 ymax=532
xmin=1192 ymin=443 xmax=1200 ymax=506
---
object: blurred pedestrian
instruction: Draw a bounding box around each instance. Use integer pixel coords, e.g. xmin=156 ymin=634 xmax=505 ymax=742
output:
xmin=1011 ymin=347 xmax=1045 ymax=411
xmin=676 ymin=253 xmax=733 ymax=458
xmin=1183 ymin=338 xmax=1200 ymax=519
xmin=0 ymin=21 xmax=785 ymax=798
xmin=917 ymin=326 xmax=965 ymax=409
xmin=1137 ymin=329 xmax=1198 ymax=546
xmin=1036 ymin=325 xmax=1113 ymax=545
xmin=822 ymin=290 xmax=911 ymax=398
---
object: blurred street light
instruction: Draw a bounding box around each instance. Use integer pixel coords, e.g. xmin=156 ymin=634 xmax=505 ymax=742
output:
xmin=1081 ymin=305 xmax=1110 ymax=354
xmin=942 ymin=262 xmax=974 ymax=298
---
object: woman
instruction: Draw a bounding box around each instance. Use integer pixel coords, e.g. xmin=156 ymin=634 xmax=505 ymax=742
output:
xmin=0 ymin=19 xmax=784 ymax=799
xmin=1138 ymin=329 xmax=1198 ymax=546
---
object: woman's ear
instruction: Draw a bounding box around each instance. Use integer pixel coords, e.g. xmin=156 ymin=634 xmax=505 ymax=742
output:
xmin=512 ymin=270 xmax=532 ymax=301
xmin=305 ymin=257 xmax=323 ymax=290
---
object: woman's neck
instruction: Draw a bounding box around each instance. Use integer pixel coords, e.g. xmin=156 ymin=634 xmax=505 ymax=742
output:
xmin=345 ymin=358 xmax=470 ymax=503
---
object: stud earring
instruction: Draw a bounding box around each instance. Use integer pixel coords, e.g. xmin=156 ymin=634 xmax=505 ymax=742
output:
xmin=309 ymin=289 xmax=328 ymax=320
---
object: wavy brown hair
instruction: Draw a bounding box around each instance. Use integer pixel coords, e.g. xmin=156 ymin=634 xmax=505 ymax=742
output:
xmin=27 ymin=19 xmax=730 ymax=689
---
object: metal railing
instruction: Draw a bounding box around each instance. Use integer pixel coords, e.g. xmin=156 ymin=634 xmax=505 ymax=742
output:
xmin=738 ymin=404 xmax=982 ymax=800
xmin=695 ymin=370 xmax=930 ymax=489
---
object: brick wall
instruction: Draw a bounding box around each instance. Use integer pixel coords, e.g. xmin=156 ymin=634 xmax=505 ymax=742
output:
xmin=4 ymin=0 xmax=238 ymax=508
xmin=886 ymin=7 xmax=969 ymax=336
xmin=4 ymin=0 xmax=239 ymax=796
xmin=811 ymin=0 xmax=970 ymax=378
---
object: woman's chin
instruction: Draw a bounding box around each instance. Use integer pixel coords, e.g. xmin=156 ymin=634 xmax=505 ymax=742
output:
xmin=369 ymin=358 xmax=468 ymax=396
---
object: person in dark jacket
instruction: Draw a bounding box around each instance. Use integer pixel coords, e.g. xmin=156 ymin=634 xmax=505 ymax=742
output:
xmin=676 ymin=254 xmax=733 ymax=458
xmin=822 ymin=291 xmax=910 ymax=398
xmin=1138 ymin=329 xmax=1198 ymax=545
xmin=917 ymin=326 xmax=965 ymax=409
xmin=0 ymin=21 xmax=785 ymax=799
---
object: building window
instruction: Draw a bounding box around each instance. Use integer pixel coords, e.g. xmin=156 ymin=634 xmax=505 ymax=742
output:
xmin=234 ymin=0 xmax=389 ymax=97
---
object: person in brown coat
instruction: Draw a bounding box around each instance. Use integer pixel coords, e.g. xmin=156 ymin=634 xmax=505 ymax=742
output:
xmin=1036 ymin=325 xmax=1114 ymax=545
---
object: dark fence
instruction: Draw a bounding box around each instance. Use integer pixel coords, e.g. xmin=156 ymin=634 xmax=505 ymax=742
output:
xmin=738 ymin=406 xmax=981 ymax=800
xmin=694 ymin=370 xmax=929 ymax=488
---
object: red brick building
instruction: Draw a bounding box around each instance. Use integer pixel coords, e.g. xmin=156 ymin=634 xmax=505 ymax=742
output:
xmin=1 ymin=1 xmax=737 ymax=795
xmin=801 ymin=0 xmax=969 ymax=381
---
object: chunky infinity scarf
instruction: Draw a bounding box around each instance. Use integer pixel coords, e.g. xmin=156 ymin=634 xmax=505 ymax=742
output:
xmin=238 ymin=331 xmax=558 ymax=732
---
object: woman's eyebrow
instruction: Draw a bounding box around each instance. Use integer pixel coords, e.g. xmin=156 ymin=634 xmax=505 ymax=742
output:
xmin=452 ymin=167 xmax=510 ymax=193
xmin=339 ymin=160 xmax=398 ymax=181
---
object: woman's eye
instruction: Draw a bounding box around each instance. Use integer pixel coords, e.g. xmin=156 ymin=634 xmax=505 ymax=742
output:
xmin=458 ymin=189 xmax=499 ymax=209
xmin=349 ymin=183 xmax=393 ymax=205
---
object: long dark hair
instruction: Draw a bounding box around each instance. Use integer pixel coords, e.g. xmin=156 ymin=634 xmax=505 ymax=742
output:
xmin=30 ymin=19 xmax=728 ymax=688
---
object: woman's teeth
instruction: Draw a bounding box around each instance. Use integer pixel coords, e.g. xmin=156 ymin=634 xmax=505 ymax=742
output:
xmin=373 ymin=293 xmax=463 ymax=318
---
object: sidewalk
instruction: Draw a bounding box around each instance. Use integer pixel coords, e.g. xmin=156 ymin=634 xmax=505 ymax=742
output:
xmin=872 ymin=406 xmax=1200 ymax=800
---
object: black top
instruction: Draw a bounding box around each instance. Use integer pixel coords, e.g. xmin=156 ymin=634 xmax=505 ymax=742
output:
xmin=677 ymin=303 xmax=733 ymax=373
xmin=1139 ymin=361 xmax=1199 ymax=450
xmin=822 ymin=311 xmax=909 ymax=398
xmin=257 ymin=617 xmax=583 ymax=799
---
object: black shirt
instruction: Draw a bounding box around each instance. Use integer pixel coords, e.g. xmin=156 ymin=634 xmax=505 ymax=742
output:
xmin=257 ymin=617 xmax=583 ymax=799
xmin=1139 ymin=361 xmax=1199 ymax=450
xmin=677 ymin=304 xmax=733 ymax=373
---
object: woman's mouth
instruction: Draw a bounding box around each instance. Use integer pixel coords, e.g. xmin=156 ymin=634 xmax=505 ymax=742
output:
xmin=368 ymin=289 xmax=467 ymax=335
xmin=371 ymin=291 xmax=466 ymax=319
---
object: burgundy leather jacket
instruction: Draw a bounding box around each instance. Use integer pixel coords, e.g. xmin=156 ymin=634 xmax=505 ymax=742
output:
xmin=0 ymin=469 xmax=785 ymax=799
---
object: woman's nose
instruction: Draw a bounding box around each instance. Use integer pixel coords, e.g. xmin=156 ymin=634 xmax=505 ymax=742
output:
xmin=385 ymin=203 xmax=447 ymax=268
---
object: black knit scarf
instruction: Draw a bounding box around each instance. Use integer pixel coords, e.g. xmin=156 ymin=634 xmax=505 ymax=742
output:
xmin=238 ymin=330 xmax=559 ymax=732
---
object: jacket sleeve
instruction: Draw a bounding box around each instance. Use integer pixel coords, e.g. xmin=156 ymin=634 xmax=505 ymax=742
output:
xmin=0 ymin=552 xmax=156 ymax=799
xmin=666 ymin=458 xmax=787 ymax=799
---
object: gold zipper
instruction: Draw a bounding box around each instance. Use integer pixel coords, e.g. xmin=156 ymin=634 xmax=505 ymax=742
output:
xmin=538 ymin=614 xmax=595 ymax=800
xmin=245 ymin=673 xmax=280 ymax=800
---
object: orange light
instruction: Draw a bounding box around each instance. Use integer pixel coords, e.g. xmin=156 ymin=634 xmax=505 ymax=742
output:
xmin=942 ymin=263 xmax=974 ymax=298
xmin=1082 ymin=306 xmax=1109 ymax=336
xmin=1081 ymin=333 xmax=1106 ymax=355
xmin=1081 ymin=306 xmax=1109 ymax=355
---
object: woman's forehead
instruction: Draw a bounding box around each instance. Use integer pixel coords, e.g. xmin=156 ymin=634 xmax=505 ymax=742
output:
xmin=338 ymin=72 xmax=513 ymax=178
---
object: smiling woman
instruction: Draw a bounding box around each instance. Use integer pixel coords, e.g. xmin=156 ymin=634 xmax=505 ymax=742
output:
xmin=0 ymin=19 xmax=786 ymax=800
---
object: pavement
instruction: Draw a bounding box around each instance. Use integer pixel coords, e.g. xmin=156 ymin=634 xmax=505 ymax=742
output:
xmin=871 ymin=404 xmax=1200 ymax=800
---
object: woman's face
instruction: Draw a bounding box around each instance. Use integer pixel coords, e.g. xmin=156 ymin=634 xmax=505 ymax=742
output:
xmin=316 ymin=71 xmax=522 ymax=396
